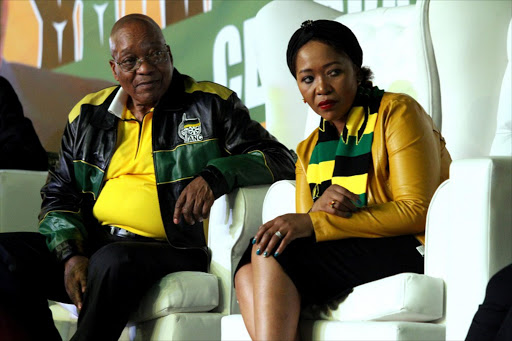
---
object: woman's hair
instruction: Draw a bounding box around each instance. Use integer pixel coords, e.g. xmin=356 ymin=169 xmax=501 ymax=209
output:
xmin=286 ymin=19 xmax=374 ymax=87
xmin=358 ymin=66 xmax=374 ymax=88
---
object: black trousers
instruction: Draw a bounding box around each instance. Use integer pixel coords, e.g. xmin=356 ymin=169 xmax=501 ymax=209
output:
xmin=466 ymin=263 xmax=512 ymax=341
xmin=0 ymin=231 xmax=208 ymax=341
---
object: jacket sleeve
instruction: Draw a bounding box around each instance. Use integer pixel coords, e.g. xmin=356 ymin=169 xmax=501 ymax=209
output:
xmin=38 ymin=108 xmax=88 ymax=263
xmin=198 ymin=92 xmax=296 ymax=198
xmin=299 ymin=95 xmax=450 ymax=242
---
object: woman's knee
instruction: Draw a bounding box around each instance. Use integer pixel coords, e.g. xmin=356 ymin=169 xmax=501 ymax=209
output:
xmin=235 ymin=264 xmax=253 ymax=302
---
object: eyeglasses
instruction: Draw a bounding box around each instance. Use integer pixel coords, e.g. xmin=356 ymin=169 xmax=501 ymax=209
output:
xmin=113 ymin=45 xmax=170 ymax=72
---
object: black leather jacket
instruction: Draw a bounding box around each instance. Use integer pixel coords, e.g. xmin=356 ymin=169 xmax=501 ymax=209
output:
xmin=39 ymin=69 xmax=295 ymax=262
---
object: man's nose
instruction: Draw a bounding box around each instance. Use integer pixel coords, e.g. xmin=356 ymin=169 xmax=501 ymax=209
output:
xmin=136 ymin=58 xmax=156 ymax=73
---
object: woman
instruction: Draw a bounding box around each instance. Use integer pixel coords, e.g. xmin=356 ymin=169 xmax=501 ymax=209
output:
xmin=234 ymin=19 xmax=451 ymax=340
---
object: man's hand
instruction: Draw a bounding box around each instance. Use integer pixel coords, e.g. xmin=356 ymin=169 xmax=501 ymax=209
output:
xmin=64 ymin=255 xmax=89 ymax=313
xmin=311 ymin=184 xmax=361 ymax=218
xmin=173 ymin=176 xmax=215 ymax=225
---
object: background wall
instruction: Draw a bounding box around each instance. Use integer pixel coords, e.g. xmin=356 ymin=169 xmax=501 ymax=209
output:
xmin=0 ymin=0 xmax=415 ymax=152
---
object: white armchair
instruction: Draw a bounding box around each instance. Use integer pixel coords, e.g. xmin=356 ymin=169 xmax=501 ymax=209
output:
xmin=217 ymin=0 xmax=512 ymax=340
xmin=221 ymin=1 xmax=446 ymax=339
xmin=0 ymin=155 xmax=271 ymax=340
xmin=428 ymin=1 xmax=512 ymax=339
xmin=0 ymin=163 xmax=224 ymax=340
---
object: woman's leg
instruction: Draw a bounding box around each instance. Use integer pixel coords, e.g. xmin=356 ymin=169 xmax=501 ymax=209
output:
xmin=235 ymin=244 xmax=301 ymax=341
xmin=236 ymin=235 xmax=423 ymax=341
xmin=235 ymin=244 xmax=300 ymax=340
xmin=235 ymin=263 xmax=256 ymax=339
xmin=252 ymin=244 xmax=301 ymax=341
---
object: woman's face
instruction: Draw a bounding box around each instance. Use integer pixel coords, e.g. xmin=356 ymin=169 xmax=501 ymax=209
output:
xmin=295 ymin=40 xmax=358 ymax=132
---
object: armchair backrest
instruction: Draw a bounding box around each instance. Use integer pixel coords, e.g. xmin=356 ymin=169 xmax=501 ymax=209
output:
xmin=253 ymin=1 xmax=342 ymax=150
xmin=303 ymin=1 xmax=440 ymax=138
xmin=425 ymin=0 xmax=511 ymax=283
xmin=429 ymin=0 xmax=512 ymax=160
xmin=254 ymin=0 xmax=440 ymax=150
xmin=490 ymin=19 xmax=512 ymax=157
xmin=425 ymin=3 xmax=511 ymax=336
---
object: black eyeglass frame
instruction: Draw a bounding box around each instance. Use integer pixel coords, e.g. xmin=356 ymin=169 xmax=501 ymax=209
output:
xmin=113 ymin=45 xmax=170 ymax=72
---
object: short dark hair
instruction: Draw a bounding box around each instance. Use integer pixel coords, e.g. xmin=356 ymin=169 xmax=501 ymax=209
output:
xmin=357 ymin=66 xmax=374 ymax=88
xmin=286 ymin=20 xmax=363 ymax=78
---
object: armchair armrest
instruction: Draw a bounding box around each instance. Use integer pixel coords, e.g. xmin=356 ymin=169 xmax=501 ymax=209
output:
xmin=0 ymin=169 xmax=48 ymax=233
xmin=208 ymin=184 xmax=271 ymax=315
xmin=262 ymin=180 xmax=297 ymax=223
xmin=425 ymin=156 xmax=512 ymax=339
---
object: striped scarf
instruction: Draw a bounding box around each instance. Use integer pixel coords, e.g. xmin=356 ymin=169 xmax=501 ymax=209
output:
xmin=307 ymin=86 xmax=384 ymax=207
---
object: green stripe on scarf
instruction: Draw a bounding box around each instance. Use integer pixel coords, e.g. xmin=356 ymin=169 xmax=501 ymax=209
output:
xmin=307 ymin=86 xmax=384 ymax=207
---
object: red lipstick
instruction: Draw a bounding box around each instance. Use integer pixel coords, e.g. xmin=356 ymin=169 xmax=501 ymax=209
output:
xmin=318 ymin=100 xmax=336 ymax=110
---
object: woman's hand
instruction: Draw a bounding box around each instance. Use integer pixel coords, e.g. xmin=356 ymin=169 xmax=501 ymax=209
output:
xmin=253 ymin=213 xmax=313 ymax=257
xmin=64 ymin=255 xmax=89 ymax=313
xmin=311 ymin=184 xmax=361 ymax=218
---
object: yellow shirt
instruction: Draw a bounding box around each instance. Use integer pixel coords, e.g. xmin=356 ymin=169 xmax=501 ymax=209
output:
xmin=93 ymin=107 xmax=166 ymax=239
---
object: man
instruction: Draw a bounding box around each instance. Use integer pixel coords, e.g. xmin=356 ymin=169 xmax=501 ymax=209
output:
xmin=0 ymin=76 xmax=48 ymax=170
xmin=0 ymin=14 xmax=294 ymax=341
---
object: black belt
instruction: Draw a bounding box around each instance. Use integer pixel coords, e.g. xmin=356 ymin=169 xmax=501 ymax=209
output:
xmin=107 ymin=226 xmax=161 ymax=241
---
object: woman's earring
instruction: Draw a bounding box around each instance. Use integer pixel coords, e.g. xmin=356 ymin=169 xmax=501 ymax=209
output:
xmin=303 ymin=98 xmax=307 ymax=103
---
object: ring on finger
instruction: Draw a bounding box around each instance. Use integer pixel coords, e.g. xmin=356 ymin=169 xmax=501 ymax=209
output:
xmin=330 ymin=200 xmax=336 ymax=209
xmin=275 ymin=231 xmax=284 ymax=239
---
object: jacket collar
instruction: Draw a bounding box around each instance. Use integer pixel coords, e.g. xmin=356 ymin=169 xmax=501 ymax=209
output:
xmin=155 ymin=68 xmax=187 ymax=112
xmin=90 ymin=87 xmax=120 ymax=130
xmin=108 ymin=87 xmax=128 ymax=119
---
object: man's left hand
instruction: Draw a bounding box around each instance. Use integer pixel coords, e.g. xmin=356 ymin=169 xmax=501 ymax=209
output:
xmin=173 ymin=176 xmax=214 ymax=225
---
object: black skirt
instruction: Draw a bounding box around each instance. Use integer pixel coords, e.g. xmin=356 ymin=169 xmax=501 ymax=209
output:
xmin=235 ymin=234 xmax=424 ymax=306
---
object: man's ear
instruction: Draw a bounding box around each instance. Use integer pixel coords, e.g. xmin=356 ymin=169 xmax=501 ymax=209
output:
xmin=109 ymin=60 xmax=120 ymax=82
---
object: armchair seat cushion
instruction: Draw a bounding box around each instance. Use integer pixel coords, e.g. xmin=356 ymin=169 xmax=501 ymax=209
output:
xmin=302 ymin=273 xmax=444 ymax=322
xmin=58 ymin=271 xmax=219 ymax=324
xmin=221 ymin=314 xmax=445 ymax=341
xmin=129 ymin=271 xmax=219 ymax=323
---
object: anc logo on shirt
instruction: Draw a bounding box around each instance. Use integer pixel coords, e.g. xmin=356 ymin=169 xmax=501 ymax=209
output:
xmin=178 ymin=113 xmax=203 ymax=143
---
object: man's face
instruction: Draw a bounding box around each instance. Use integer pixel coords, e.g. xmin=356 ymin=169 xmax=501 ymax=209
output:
xmin=109 ymin=21 xmax=173 ymax=109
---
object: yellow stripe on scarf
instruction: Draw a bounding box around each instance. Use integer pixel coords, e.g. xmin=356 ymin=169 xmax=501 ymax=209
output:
xmin=345 ymin=108 xmax=378 ymax=138
xmin=307 ymin=161 xmax=335 ymax=184
xmin=332 ymin=174 xmax=368 ymax=195
xmin=307 ymin=161 xmax=368 ymax=195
